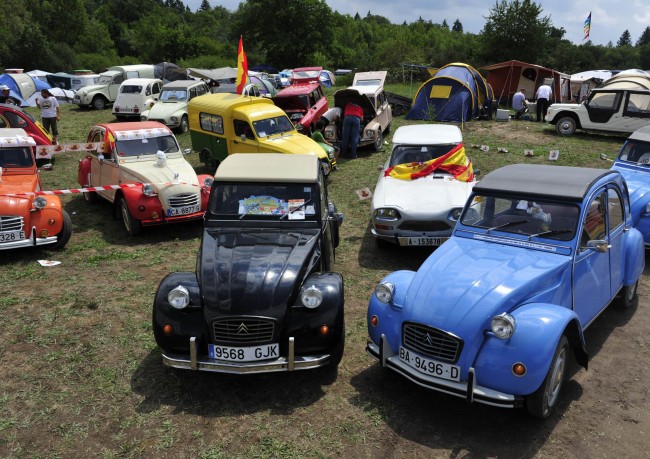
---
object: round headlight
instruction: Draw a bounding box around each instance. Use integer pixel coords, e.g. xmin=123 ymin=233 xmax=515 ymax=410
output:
xmin=301 ymin=286 xmax=323 ymax=309
xmin=375 ymin=208 xmax=400 ymax=219
xmin=491 ymin=313 xmax=516 ymax=339
xmin=167 ymin=285 xmax=190 ymax=309
xmin=171 ymin=116 xmax=178 ymax=122
xmin=203 ymin=176 xmax=214 ymax=188
xmin=33 ymin=196 xmax=47 ymax=209
xmin=374 ymin=282 xmax=394 ymax=304
xmin=142 ymin=184 xmax=156 ymax=197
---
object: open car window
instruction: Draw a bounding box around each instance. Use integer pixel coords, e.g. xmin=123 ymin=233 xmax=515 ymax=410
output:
xmin=210 ymin=183 xmax=318 ymax=221
xmin=461 ymin=195 xmax=580 ymax=241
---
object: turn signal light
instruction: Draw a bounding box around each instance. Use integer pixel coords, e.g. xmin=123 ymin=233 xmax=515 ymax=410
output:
xmin=151 ymin=212 xmax=159 ymax=220
xmin=163 ymin=324 xmax=173 ymax=335
xmin=39 ymin=229 xmax=49 ymax=238
xmin=512 ymin=362 xmax=527 ymax=376
xmin=319 ymin=325 xmax=330 ymax=335
xmin=370 ymin=315 xmax=378 ymax=327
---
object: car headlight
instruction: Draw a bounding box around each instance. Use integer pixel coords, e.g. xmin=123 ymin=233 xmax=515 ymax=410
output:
xmin=203 ymin=176 xmax=214 ymax=188
xmin=33 ymin=196 xmax=47 ymax=209
xmin=142 ymin=184 xmax=157 ymax=197
xmin=171 ymin=116 xmax=178 ymax=122
xmin=447 ymin=207 xmax=463 ymax=221
xmin=366 ymin=130 xmax=375 ymax=139
xmin=490 ymin=313 xmax=516 ymax=339
xmin=300 ymin=286 xmax=323 ymax=309
xmin=167 ymin=285 xmax=190 ymax=309
xmin=374 ymin=282 xmax=394 ymax=304
xmin=375 ymin=208 xmax=400 ymax=219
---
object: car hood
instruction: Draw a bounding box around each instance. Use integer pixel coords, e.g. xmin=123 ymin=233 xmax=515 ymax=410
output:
xmin=146 ymin=101 xmax=187 ymax=118
xmin=333 ymin=89 xmax=375 ymax=114
xmin=76 ymin=84 xmax=107 ymax=95
xmin=119 ymin=157 xmax=199 ymax=194
xmin=373 ymin=175 xmax=475 ymax=213
xmin=401 ymin=236 xmax=570 ymax=345
xmin=0 ymin=175 xmax=38 ymax=210
xmin=198 ymin=228 xmax=321 ymax=319
xmin=262 ymin=134 xmax=328 ymax=160
xmin=612 ymin=165 xmax=650 ymax=222
xmin=548 ymin=103 xmax=582 ymax=113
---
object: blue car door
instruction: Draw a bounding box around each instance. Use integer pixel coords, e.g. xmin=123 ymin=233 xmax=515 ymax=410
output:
xmin=606 ymin=187 xmax=626 ymax=297
xmin=573 ymin=190 xmax=611 ymax=327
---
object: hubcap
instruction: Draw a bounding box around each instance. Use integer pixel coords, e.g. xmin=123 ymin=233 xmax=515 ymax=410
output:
xmin=546 ymin=347 xmax=566 ymax=408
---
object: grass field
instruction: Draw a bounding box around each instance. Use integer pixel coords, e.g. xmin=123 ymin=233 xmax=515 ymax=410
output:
xmin=0 ymin=90 xmax=629 ymax=458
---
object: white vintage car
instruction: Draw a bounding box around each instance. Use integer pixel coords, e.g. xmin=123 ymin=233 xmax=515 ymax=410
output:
xmin=140 ymin=80 xmax=210 ymax=133
xmin=370 ymin=124 xmax=477 ymax=247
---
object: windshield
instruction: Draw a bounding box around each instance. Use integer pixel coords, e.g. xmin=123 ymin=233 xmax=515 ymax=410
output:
xmin=389 ymin=145 xmax=460 ymax=168
xmin=160 ymin=89 xmax=187 ymax=101
xmin=114 ymin=135 xmax=179 ymax=157
xmin=252 ymin=115 xmax=294 ymax=138
xmin=0 ymin=147 xmax=34 ymax=168
xmin=96 ymin=75 xmax=113 ymax=85
xmin=616 ymin=139 xmax=650 ymax=165
xmin=461 ymin=195 xmax=580 ymax=241
xmin=209 ymin=183 xmax=318 ymax=221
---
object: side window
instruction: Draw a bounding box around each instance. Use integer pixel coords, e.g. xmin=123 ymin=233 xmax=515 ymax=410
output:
xmin=113 ymin=75 xmax=124 ymax=85
xmin=0 ymin=115 xmax=7 ymax=128
xmin=153 ymin=83 xmax=161 ymax=94
xmin=199 ymin=113 xmax=224 ymax=134
xmin=581 ymin=192 xmax=607 ymax=246
xmin=607 ymin=188 xmax=624 ymax=231
xmin=4 ymin=112 xmax=27 ymax=128
xmin=588 ymin=91 xmax=621 ymax=110
xmin=189 ymin=88 xmax=197 ymax=100
xmin=624 ymin=93 xmax=650 ymax=118
xmin=234 ymin=119 xmax=253 ymax=138
xmin=145 ymin=84 xmax=152 ymax=96
xmin=196 ymin=84 xmax=207 ymax=96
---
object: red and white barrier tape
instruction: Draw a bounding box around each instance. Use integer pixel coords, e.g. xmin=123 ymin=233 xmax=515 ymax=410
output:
xmin=1 ymin=181 xmax=201 ymax=198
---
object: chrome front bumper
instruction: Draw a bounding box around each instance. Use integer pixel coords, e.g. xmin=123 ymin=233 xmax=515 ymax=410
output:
xmin=0 ymin=230 xmax=58 ymax=250
xmin=162 ymin=337 xmax=331 ymax=374
xmin=366 ymin=336 xmax=521 ymax=408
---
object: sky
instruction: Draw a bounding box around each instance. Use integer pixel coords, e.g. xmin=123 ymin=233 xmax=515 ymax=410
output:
xmin=185 ymin=0 xmax=650 ymax=47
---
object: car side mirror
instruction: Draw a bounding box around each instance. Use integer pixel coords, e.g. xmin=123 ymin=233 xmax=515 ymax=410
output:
xmin=583 ymin=239 xmax=610 ymax=253
xmin=474 ymin=168 xmax=481 ymax=176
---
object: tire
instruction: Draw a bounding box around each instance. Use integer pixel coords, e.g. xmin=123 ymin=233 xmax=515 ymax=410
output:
xmin=527 ymin=335 xmax=569 ymax=419
xmin=120 ymin=197 xmax=141 ymax=236
xmin=555 ymin=117 xmax=576 ymax=136
xmin=92 ymin=96 xmax=107 ymax=110
xmin=616 ymin=280 xmax=638 ymax=309
xmin=328 ymin=324 xmax=345 ymax=367
xmin=84 ymin=188 xmax=98 ymax=204
xmin=373 ymin=128 xmax=383 ymax=152
xmin=51 ymin=210 xmax=72 ymax=249
xmin=179 ymin=115 xmax=189 ymax=134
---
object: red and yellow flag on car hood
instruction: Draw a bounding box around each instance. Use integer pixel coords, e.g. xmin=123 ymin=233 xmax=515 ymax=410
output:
xmin=384 ymin=144 xmax=474 ymax=182
xmin=236 ymin=36 xmax=249 ymax=95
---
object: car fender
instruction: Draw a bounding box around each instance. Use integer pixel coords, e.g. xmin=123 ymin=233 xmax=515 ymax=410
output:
xmin=624 ymin=227 xmax=645 ymax=284
xmin=364 ymin=119 xmax=381 ymax=136
xmin=367 ymin=270 xmax=416 ymax=351
xmin=152 ymin=272 xmax=203 ymax=353
xmin=121 ymin=184 xmax=162 ymax=215
xmin=78 ymin=155 xmax=92 ymax=186
xmin=25 ymin=197 xmax=65 ymax=235
xmin=473 ymin=303 xmax=586 ymax=396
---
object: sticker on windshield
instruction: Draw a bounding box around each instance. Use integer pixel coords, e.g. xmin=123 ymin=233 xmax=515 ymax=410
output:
xmin=288 ymin=199 xmax=305 ymax=220
xmin=238 ymin=196 xmax=287 ymax=216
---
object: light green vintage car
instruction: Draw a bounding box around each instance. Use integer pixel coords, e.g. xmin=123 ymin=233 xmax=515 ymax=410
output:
xmin=140 ymin=80 xmax=210 ymax=133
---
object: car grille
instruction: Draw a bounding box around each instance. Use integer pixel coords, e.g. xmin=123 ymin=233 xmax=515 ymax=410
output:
xmin=402 ymin=322 xmax=462 ymax=363
xmin=399 ymin=221 xmax=451 ymax=232
xmin=212 ymin=318 xmax=275 ymax=344
xmin=169 ymin=193 xmax=199 ymax=208
xmin=0 ymin=216 xmax=23 ymax=232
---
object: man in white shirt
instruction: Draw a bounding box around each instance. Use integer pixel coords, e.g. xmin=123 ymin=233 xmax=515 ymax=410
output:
xmin=512 ymin=88 xmax=527 ymax=120
xmin=535 ymin=84 xmax=553 ymax=122
xmin=35 ymin=89 xmax=61 ymax=144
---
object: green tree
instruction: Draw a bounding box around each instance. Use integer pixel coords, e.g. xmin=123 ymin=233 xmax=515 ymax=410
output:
xmin=617 ymin=29 xmax=632 ymax=47
xmin=452 ymin=19 xmax=463 ymax=33
xmin=199 ymin=0 xmax=211 ymax=11
xmin=636 ymin=27 xmax=650 ymax=46
xmin=481 ymin=0 xmax=552 ymax=63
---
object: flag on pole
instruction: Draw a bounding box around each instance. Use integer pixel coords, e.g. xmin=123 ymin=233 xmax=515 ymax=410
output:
xmin=583 ymin=12 xmax=591 ymax=41
xmin=236 ymin=36 xmax=249 ymax=95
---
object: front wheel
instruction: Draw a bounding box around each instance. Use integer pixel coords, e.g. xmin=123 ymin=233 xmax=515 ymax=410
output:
xmin=616 ymin=280 xmax=638 ymax=309
xmin=120 ymin=197 xmax=141 ymax=236
xmin=373 ymin=129 xmax=383 ymax=152
xmin=179 ymin=115 xmax=189 ymax=134
xmin=555 ymin=117 xmax=576 ymax=136
xmin=527 ymin=335 xmax=569 ymax=418
xmin=51 ymin=210 xmax=72 ymax=249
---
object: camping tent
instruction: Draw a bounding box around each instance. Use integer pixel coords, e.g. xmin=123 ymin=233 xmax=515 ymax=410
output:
xmin=319 ymin=70 xmax=336 ymax=87
xmin=481 ymin=60 xmax=572 ymax=107
xmin=601 ymin=70 xmax=650 ymax=89
xmin=570 ymin=70 xmax=612 ymax=102
xmin=405 ymin=62 xmax=493 ymax=122
xmin=0 ymin=73 xmax=50 ymax=106
xmin=26 ymin=69 xmax=51 ymax=83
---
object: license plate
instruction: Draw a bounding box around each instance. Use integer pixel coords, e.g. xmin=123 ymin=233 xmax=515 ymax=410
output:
xmin=167 ymin=204 xmax=200 ymax=216
xmin=0 ymin=231 xmax=25 ymax=243
xmin=401 ymin=237 xmax=447 ymax=246
xmin=208 ymin=343 xmax=279 ymax=362
xmin=399 ymin=347 xmax=460 ymax=381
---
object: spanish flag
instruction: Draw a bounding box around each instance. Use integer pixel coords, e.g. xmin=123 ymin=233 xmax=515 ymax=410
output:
xmin=104 ymin=131 xmax=115 ymax=154
xmin=384 ymin=144 xmax=474 ymax=182
xmin=235 ymin=36 xmax=249 ymax=95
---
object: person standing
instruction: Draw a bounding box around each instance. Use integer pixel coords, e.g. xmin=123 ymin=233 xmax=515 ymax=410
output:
xmin=340 ymin=102 xmax=363 ymax=159
xmin=535 ymin=83 xmax=553 ymax=122
xmin=35 ymin=89 xmax=60 ymax=144
xmin=0 ymin=85 xmax=14 ymax=104
xmin=512 ymin=88 xmax=527 ymax=120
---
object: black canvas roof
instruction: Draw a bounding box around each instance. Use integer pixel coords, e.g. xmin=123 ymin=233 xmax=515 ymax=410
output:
xmin=473 ymin=164 xmax=616 ymax=202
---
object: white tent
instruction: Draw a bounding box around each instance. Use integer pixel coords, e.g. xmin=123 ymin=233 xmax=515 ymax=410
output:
xmin=26 ymin=69 xmax=52 ymax=83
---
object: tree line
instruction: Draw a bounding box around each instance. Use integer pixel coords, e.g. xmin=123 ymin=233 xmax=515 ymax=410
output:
xmin=1 ymin=0 xmax=648 ymax=82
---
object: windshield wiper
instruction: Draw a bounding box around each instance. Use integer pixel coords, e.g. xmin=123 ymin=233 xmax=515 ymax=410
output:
xmin=281 ymin=199 xmax=312 ymax=220
xmin=486 ymin=219 xmax=530 ymax=233
xmin=239 ymin=202 xmax=260 ymax=220
xmin=528 ymin=229 xmax=573 ymax=240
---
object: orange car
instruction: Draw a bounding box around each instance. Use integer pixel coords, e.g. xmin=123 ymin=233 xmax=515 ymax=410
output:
xmin=0 ymin=128 xmax=72 ymax=250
